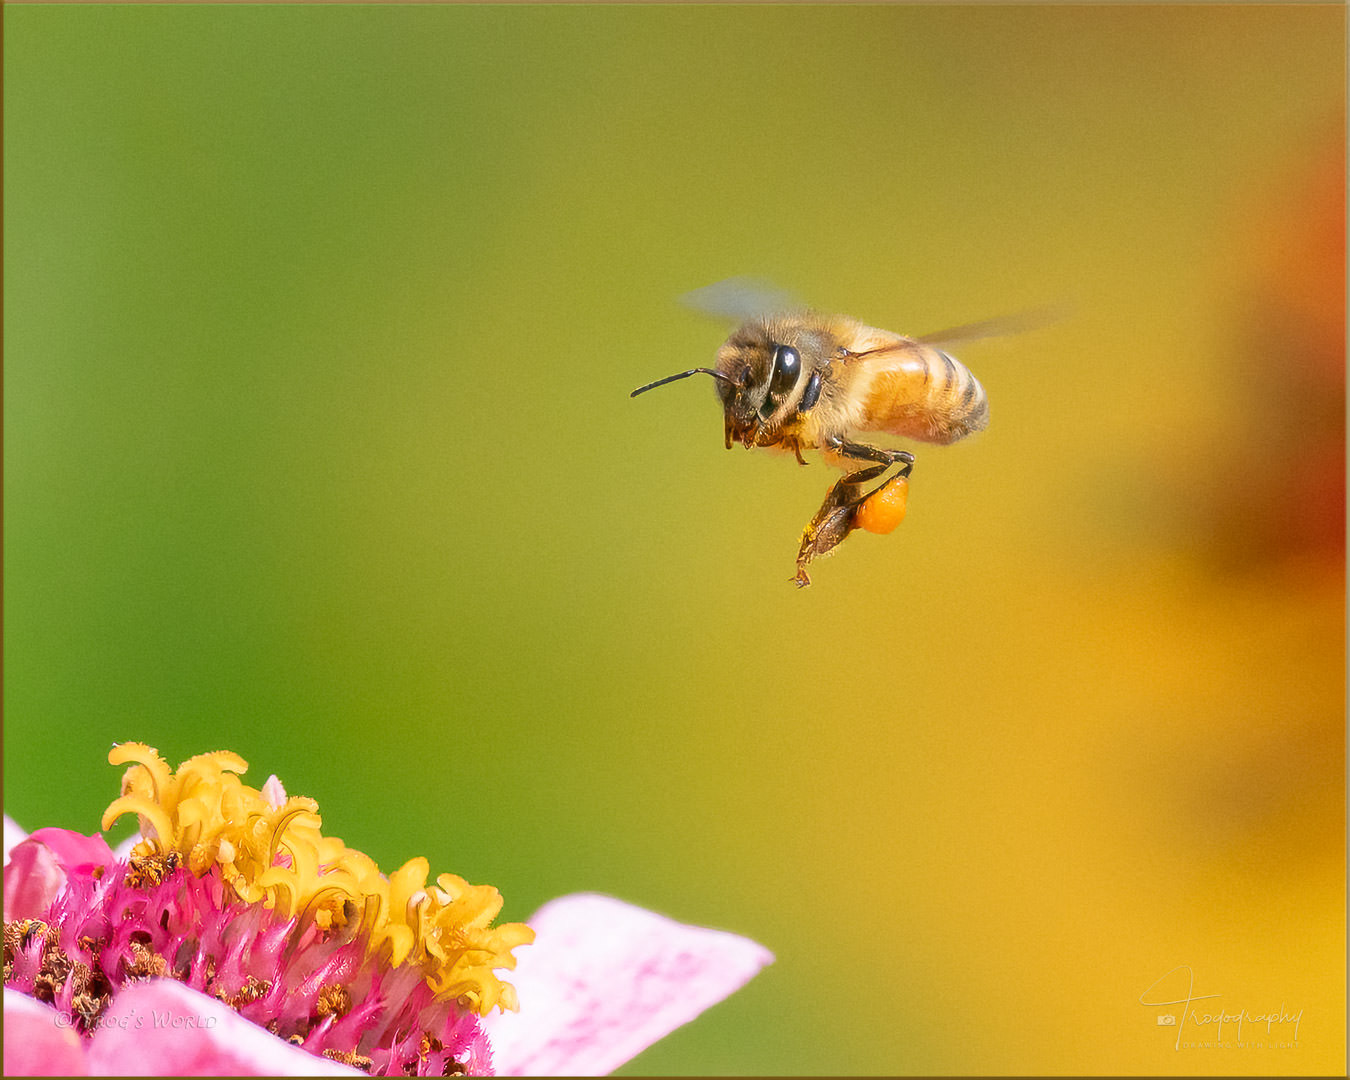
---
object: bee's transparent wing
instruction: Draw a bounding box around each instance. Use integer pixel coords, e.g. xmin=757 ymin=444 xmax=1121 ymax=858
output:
xmin=680 ymin=278 xmax=801 ymax=321
xmin=915 ymin=301 xmax=1072 ymax=348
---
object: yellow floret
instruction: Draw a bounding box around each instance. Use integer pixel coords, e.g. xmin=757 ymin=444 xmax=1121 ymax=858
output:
xmin=101 ymin=742 xmax=533 ymax=1015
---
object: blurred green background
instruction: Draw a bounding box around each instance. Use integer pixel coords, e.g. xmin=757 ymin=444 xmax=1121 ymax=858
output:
xmin=4 ymin=5 xmax=1344 ymax=1075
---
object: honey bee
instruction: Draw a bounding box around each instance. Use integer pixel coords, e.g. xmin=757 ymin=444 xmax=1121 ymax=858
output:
xmin=632 ymin=281 xmax=1001 ymax=586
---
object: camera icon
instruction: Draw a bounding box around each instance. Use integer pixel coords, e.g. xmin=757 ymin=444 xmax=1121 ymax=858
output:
xmin=1156 ymin=1014 xmax=1177 ymax=1026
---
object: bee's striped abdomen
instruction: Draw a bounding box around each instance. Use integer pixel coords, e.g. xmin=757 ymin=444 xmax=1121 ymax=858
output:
xmin=859 ymin=344 xmax=989 ymax=445
xmin=937 ymin=348 xmax=990 ymax=442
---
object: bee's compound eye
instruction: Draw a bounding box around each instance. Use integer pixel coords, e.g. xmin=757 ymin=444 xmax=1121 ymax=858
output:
xmin=768 ymin=345 xmax=800 ymax=397
xmin=799 ymin=371 xmax=822 ymax=412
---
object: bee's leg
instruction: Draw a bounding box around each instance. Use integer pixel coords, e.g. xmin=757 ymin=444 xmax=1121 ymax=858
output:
xmin=793 ymin=462 xmax=892 ymax=587
xmin=829 ymin=438 xmax=915 ymax=477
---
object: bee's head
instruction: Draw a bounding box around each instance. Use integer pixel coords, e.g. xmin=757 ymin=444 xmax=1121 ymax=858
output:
xmin=714 ymin=320 xmax=825 ymax=447
xmin=629 ymin=317 xmax=826 ymax=448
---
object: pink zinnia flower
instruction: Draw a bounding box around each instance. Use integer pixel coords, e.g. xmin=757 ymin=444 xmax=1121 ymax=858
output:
xmin=3 ymin=744 xmax=771 ymax=1075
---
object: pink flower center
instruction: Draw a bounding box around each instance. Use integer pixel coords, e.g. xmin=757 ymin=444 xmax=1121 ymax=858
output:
xmin=4 ymin=744 xmax=537 ymax=1076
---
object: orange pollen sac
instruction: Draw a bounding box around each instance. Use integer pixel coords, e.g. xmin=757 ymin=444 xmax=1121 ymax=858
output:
xmin=855 ymin=476 xmax=909 ymax=535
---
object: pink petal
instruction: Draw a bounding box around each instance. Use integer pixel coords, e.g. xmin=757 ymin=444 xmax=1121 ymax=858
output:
xmin=26 ymin=828 xmax=115 ymax=875
xmin=4 ymin=828 xmax=116 ymax=921
xmin=3 ymin=989 xmax=91 ymax=1075
xmin=4 ymin=814 xmax=27 ymax=862
xmin=85 ymin=979 xmax=363 ymax=1076
xmin=261 ymin=775 xmax=287 ymax=809
xmin=483 ymin=893 xmax=773 ymax=1076
xmin=3 ymin=836 xmax=67 ymax=921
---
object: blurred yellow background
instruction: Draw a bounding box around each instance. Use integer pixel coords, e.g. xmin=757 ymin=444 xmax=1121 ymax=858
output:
xmin=4 ymin=5 xmax=1343 ymax=1075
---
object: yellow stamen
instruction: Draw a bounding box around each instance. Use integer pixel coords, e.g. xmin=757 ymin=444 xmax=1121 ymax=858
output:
xmin=102 ymin=743 xmax=533 ymax=1015
xmin=100 ymin=796 xmax=175 ymax=849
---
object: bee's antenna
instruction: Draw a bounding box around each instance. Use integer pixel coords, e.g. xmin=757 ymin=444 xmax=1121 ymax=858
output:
xmin=630 ymin=368 xmax=738 ymax=398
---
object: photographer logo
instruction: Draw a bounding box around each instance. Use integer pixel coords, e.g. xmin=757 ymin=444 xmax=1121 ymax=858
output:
xmin=1139 ymin=966 xmax=1302 ymax=1052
